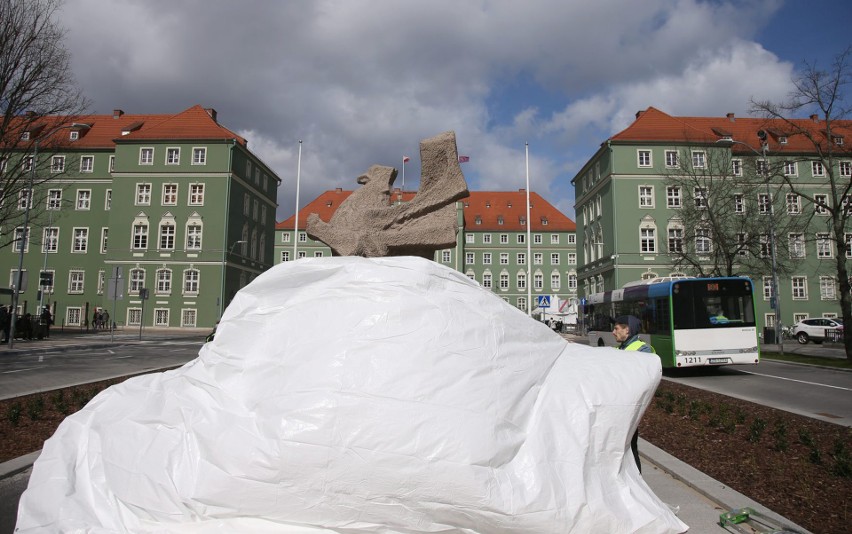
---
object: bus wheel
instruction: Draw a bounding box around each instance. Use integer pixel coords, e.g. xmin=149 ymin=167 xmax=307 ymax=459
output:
xmin=597 ymin=339 xmax=605 ymax=347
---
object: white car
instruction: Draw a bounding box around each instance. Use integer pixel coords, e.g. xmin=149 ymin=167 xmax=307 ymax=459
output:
xmin=790 ymin=318 xmax=843 ymax=344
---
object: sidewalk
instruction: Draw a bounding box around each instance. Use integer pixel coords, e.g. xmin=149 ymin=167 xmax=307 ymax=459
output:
xmin=1 ymin=331 xmax=812 ymax=533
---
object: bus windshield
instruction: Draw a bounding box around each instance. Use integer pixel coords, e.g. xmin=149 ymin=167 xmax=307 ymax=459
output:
xmin=671 ymin=279 xmax=756 ymax=330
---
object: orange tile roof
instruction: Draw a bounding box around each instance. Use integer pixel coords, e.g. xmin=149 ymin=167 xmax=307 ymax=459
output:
xmin=3 ymin=105 xmax=246 ymax=150
xmin=611 ymin=106 xmax=852 ymax=154
xmin=277 ymin=189 xmax=576 ymax=233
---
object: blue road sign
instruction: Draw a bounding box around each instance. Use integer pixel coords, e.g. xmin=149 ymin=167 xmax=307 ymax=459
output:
xmin=537 ymin=295 xmax=551 ymax=308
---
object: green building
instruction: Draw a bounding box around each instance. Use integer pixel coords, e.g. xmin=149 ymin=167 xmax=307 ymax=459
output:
xmin=275 ymin=188 xmax=578 ymax=320
xmin=1 ymin=105 xmax=280 ymax=330
xmin=572 ymin=107 xmax=851 ymax=330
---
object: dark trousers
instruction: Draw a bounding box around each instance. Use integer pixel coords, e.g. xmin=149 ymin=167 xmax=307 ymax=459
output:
xmin=631 ymin=429 xmax=641 ymax=473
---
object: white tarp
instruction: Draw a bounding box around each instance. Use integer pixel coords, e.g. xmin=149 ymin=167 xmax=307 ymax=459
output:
xmin=17 ymin=256 xmax=686 ymax=533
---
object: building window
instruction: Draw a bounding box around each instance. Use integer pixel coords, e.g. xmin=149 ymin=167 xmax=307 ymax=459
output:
xmin=281 ymin=251 xmax=290 ymax=262
xmin=763 ymin=276 xmax=773 ymax=300
xmin=129 ymin=268 xmax=145 ymax=294
xmin=516 ymin=252 xmax=526 ymax=265
xmin=758 ymin=193 xmax=771 ymax=215
xmin=784 ymin=162 xmax=797 ymax=176
xmin=814 ymin=194 xmax=829 ymax=215
xmin=42 ymin=227 xmax=59 ymax=253
xmin=517 ymin=271 xmax=526 ymax=290
xmin=482 ymin=273 xmax=492 ymax=289
xmin=641 ymin=227 xmax=657 ymax=253
xmin=665 ymin=150 xmax=679 ymax=168
xmin=534 ymin=234 xmax=542 ymax=244
xmin=568 ymin=252 xmax=577 ymax=264
xmin=80 ymin=155 xmax=94 ymax=173
xmin=68 ymin=270 xmax=84 ymax=293
xmin=159 ymin=223 xmax=175 ymax=250
xmin=816 ymin=233 xmax=833 ymax=258
xmin=51 ymin=155 xmax=65 ymax=173
xmin=156 ymin=269 xmax=172 ymax=294
xmin=96 ymin=270 xmax=104 ymax=294
xmin=483 ymin=234 xmax=491 ymax=244
xmin=846 ymin=233 xmax=852 ymax=258
xmin=695 ymin=228 xmax=711 ymax=254
xmin=548 ymin=252 xmax=558 ymax=265
xmin=534 ymin=252 xmax=543 ymax=265
xmin=166 ymin=147 xmax=180 ymax=165
xmin=442 ymin=250 xmax=451 ymax=263
xmin=184 ymin=269 xmax=200 ymax=294
xmin=22 ymin=156 xmax=33 ymax=172
xmin=109 ymin=155 xmax=115 ymax=172
xmin=72 ymin=228 xmax=88 ymax=253
xmin=133 ymin=223 xmax=148 ymax=249
xmin=551 ymin=234 xmax=559 ymax=244
xmin=100 ymin=228 xmax=108 ymax=254
xmin=691 ymin=151 xmax=706 ymax=168
xmin=568 ymin=273 xmax=577 ymax=290
xmin=734 ymin=194 xmax=745 ymax=214
xmin=820 ymin=277 xmax=836 ymax=300
xmin=181 ymin=309 xmax=197 ymax=327
xmin=163 ymin=184 xmax=178 ymax=205
xmin=759 ymin=234 xmax=772 ymax=258
xmin=497 ymin=216 xmax=504 ymax=225
xmin=139 ymin=148 xmax=154 ymax=165
xmin=192 ymin=147 xmax=207 ymax=165
xmin=551 ymin=273 xmax=561 ymax=290
xmin=812 ymin=161 xmax=825 ymax=177
xmin=789 ymin=233 xmax=805 ymax=258
xmin=465 ymin=233 xmax=474 ymax=244
xmin=136 ymin=183 xmax=151 ymax=205
xmin=282 ymin=233 xmax=291 ymax=243
xmin=500 ymin=234 xmax=508 ymax=244
xmin=517 ymin=297 xmax=527 ymax=312
xmin=694 ymin=187 xmax=708 ymax=209
xmin=66 ymin=307 xmax=82 ymax=326
xmin=483 ymin=253 xmax=491 ymax=265
xmin=517 ymin=234 xmax=525 ymax=244
xmin=637 ymin=150 xmax=652 ymax=167
xmin=757 ymin=160 xmax=768 ymax=176
xmin=189 ymin=184 xmax=204 ymax=205
xmin=731 ymin=159 xmax=742 ymax=176
xmin=47 ymin=189 xmax=62 ymax=210
xmin=786 ymin=193 xmax=801 ymax=214
xmin=499 ymin=272 xmax=509 ymax=290
xmin=154 ymin=309 xmax=170 ymax=326
xmin=18 ymin=189 xmax=31 ymax=209
xmin=534 ymin=273 xmax=543 ymax=290
xmin=186 ymin=223 xmax=202 ymax=250
xmin=465 ymin=252 xmax=474 ymax=264
xmin=840 ymin=161 xmax=852 ymax=177
xmin=666 ymin=186 xmax=682 ymax=208
xmin=499 ymin=252 xmax=509 ymax=265
xmin=76 ymin=190 xmax=91 ymax=210
xmin=298 ymin=232 xmax=307 ymax=243
xmin=792 ymin=276 xmax=807 ymax=299
xmin=668 ymin=227 xmax=683 ymax=253
xmin=639 ymin=186 xmax=654 ymax=207
xmin=105 ymin=190 xmax=112 ymax=210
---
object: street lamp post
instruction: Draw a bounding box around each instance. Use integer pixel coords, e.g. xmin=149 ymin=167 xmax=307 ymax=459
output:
xmin=9 ymin=122 xmax=89 ymax=348
xmin=717 ymin=134 xmax=783 ymax=353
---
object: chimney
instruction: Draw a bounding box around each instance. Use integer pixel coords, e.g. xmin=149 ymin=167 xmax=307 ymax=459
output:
xmin=726 ymin=113 xmax=735 ymax=122
xmin=205 ymin=108 xmax=218 ymax=122
xmin=112 ymin=109 xmax=124 ymax=119
xmin=635 ymin=110 xmax=645 ymax=119
xmin=810 ymin=114 xmax=819 ymax=122
xmin=335 ymin=187 xmax=343 ymax=193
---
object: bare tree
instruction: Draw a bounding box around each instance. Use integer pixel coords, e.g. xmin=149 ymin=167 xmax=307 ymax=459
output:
xmin=663 ymin=146 xmax=804 ymax=279
xmin=0 ymin=0 xmax=89 ymax=250
xmin=751 ymin=47 xmax=852 ymax=359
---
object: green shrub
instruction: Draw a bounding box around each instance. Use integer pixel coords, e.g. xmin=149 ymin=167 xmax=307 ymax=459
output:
xmin=831 ymin=439 xmax=851 ymax=478
xmin=798 ymin=428 xmax=815 ymax=448
xmin=748 ymin=417 xmax=767 ymax=443
xmin=26 ymin=397 xmax=44 ymax=421
xmin=772 ymin=420 xmax=789 ymax=452
xmin=7 ymin=403 xmax=22 ymax=426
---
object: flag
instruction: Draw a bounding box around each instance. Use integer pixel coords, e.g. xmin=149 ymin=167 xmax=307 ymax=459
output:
xmin=458 ymin=155 xmax=470 ymax=163
xmin=403 ymin=156 xmax=410 ymax=163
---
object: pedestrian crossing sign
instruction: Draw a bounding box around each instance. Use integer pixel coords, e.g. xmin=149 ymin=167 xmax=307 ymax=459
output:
xmin=537 ymin=295 xmax=551 ymax=308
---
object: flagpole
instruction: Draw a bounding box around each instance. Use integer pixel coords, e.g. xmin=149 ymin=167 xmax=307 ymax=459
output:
xmin=525 ymin=142 xmax=532 ymax=317
xmin=402 ymin=156 xmax=406 ymax=191
xmin=293 ymin=140 xmax=302 ymax=258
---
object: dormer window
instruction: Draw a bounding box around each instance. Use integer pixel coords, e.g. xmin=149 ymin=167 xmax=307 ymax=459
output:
xmin=485 ymin=201 xmax=491 ymax=208
xmin=69 ymin=131 xmax=79 ymax=140
xmin=779 ymin=136 xmax=787 ymax=144
xmin=475 ymin=215 xmax=482 ymax=225
xmin=541 ymin=217 xmax=549 ymax=225
xmin=21 ymin=132 xmax=30 ymax=141
xmin=497 ymin=216 xmax=504 ymax=225
xmin=834 ymin=136 xmax=844 ymax=146
xmin=507 ymin=201 xmax=512 ymax=208
xmin=326 ymin=201 xmax=333 ymax=207
xmin=519 ymin=216 xmax=526 ymax=225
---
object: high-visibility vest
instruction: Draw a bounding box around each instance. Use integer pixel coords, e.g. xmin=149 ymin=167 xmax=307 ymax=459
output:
xmin=624 ymin=339 xmax=655 ymax=353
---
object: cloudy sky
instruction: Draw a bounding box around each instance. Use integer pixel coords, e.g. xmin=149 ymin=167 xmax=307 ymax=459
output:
xmin=59 ymin=0 xmax=851 ymax=221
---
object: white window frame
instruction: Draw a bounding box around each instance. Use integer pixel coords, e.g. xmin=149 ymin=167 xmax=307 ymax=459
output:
xmin=812 ymin=161 xmax=825 ymax=177
xmin=791 ymin=276 xmax=807 ymax=300
xmin=665 ymin=150 xmax=679 ymax=168
xmin=100 ymin=227 xmax=108 ymax=254
xmin=139 ymin=147 xmax=154 ymax=165
xmin=789 ymin=233 xmax=805 ymax=259
xmin=465 ymin=233 xmax=474 ymax=244
xmin=189 ymin=183 xmax=205 ymax=205
xmin=129 ymin=268 xmax=145 ymax=294
xmin=105 ymin=189 xmax=112 ymax=210
xmin=68 ymin=270 xmax=85 ymax=294
xmin=183 ymin=269 xmax=200 ymax=295
xmin=154 ymin=308 xmax=170 ymax=327
xmin=127 ymin=308 xmax=143 ymax=326
xmin=551 ymin=234 xmax=559 ymax=244
xmin=783 ymin=161 xmax=797 ymax=176
xmin=42 ymin=227 xmax=59 ymax=254
xmin=668 ymin=226 xmax=683 ymax=254
xmin=551 ymin=252 xmax=560 ymax=265
xmin=80 ymin=155 xmax=94 ymax=173
xmin=820 ymin=276 xmax=836 ymax=300
xmin=159 ymin=221 xmax=176 ymax=250
xmin=162 ymin=183 xmax=178 ymax=206
xmin=694 ymin=187 xmax=708 ymax=209
xmin=181 ymin=309 xmax=198 ymax=327
xmin=66 ymin=307 xmax=82 ymax=326
xmin=639 ymin=185 xmax=654 ymax=208
xmin=155 ymin=268 xmax=172 ymax=295
xmin=666 ymin=186 xmax=682 ymax=208
xmin=731 ymin=159 xmax=742 ymax=176
xmin=786 ymin=193 xmax=801 ymax=214
xmin=165 ymin=147 xmax=180 ymax=165
xmin=814 ymin=194 xmax=829 ymax=215
xmin=192 ymin=147 xmax=207 ymax=165
xmin=483 ymin=234 xmax=492 ymax=244
xmin=186 ymin=220 xmax=202 ymax=250
xmin=136 ymin=183 xmax=152 ymax=205
xmin=734 ymin=194 xmax=745 ymax=214
xmin=691 ymin=150 xmax=706 ymax=169
xmin=76 ymin=189 xmax=91 ymax=210
xmin=637 ymin=149 xmax=652 ymax=168
xmin=499 ymin=252 xmax=509 ymax=265
xmin=840 ymin=161 xmax=852 ymax=177
xmin=132 ymin=220 xmax=149 ymax=250
xmin=51 ymin=155 xmax=65 ymax=173
xmin=482 ymin=252 xmax=491 ymax=265
xmin=72 ymin=227 xmax=88 ymax=253
xmin=816 ymin=233 xmax=833 ymax=258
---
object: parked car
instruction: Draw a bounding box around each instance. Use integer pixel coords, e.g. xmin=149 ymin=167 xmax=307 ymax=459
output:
xmin=790 ymin=318 xmax=843 ymax=344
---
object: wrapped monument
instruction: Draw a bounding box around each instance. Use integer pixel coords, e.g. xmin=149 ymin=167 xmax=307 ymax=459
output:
xmin=17 ymin=257 xmax=686 ymax=533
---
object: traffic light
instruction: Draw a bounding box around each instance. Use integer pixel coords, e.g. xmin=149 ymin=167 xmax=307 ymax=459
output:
xmin=39 ymin=272 xmax=53 ymax=287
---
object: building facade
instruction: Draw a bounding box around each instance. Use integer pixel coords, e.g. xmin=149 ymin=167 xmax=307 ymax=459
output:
xmin=275 ymin=189 xmax=578 ymax=318
xmin=1 ymin=105 xmax=280 ymax=330
xmin=572 ymin=106 xmax=852 ymax=330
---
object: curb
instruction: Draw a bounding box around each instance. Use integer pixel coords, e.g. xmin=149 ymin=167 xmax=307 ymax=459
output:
xmin=639 ymin=439 xmax=812 ymax=534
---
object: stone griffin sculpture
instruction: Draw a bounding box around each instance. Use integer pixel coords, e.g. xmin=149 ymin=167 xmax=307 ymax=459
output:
xmin=306 ymin=131 xmax=469 ymax=258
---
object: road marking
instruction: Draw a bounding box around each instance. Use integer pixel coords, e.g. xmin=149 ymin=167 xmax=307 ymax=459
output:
xmin=107 ymin=350 xmax=114 ymax=354
xmin=739 ymin=370 xmax=852 ymax=391
xmin=38 ymin=355 xmax=43 ymax=362
xmin=2 ymin=366 xmax=43 ymax=374
xmin=108 ymin=355 xmax=134 ymax=360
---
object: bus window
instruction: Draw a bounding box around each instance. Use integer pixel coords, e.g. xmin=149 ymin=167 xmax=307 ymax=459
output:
xmin=672 ymin=279 xmax=756 ymax=329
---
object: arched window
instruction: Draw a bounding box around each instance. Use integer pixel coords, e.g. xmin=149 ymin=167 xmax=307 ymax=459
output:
xmin=183 ymin=269 xmax=200 ymax=294
xmin=155 ymin=268 xmax=172 ymax=294
xmin=186 ymin=213 xmax=203 ymax=250
xmin=131 ymin=213 xmax=149 ymax=250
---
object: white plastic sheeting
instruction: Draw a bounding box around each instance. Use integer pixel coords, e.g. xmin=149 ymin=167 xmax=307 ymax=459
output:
xmin=17 ymin=256 xmax=687 ymax=533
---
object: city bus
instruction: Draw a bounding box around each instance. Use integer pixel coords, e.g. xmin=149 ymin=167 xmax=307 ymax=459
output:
xmin=583 ymin=277 xmax=759 ymax=368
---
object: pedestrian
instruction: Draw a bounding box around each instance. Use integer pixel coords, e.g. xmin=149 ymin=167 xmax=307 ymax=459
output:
xmin=0 ymin=305 xmax=9 ymax=343
xmin=41 ymin=307 xmax=53 ymax=338
xmin=93 ymin=309 xmax=100 ymax=331
xmin=612 ymin=315 xmax=655 ymax=473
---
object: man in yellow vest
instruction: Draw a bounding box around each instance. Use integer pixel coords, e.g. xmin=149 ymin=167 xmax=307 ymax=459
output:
xmin=612 ymin=315 xmax=654 ymax=473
